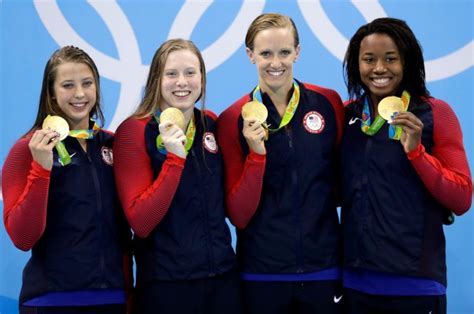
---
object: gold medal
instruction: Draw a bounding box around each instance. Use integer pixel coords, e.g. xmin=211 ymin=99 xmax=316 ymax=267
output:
xmin=241 ymin=101 xmax=268 ymax=124
xmin=160 ymin=107 xmax=185 ymax=130
xmin=42 ymin=115 xmax=69 ymax=141
xmin=378 ymin=96 xmax=405 ymax=122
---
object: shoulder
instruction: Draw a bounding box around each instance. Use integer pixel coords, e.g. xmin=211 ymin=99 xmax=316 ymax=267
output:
xmin=203 ymin=109 xmax=218 ymax=122
xmin=301 ymin=82 xmax=342 ymax=103
xmin=116 ymin=116 xmax=151 ymax=135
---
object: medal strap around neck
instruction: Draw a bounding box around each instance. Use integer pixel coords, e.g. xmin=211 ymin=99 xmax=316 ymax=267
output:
xmin=154 ymin=110 xmax=196 ymax=155
xmin=361 ymin=90 xmax=410 ymax=139
xmin=56 ymin=119 xmax=101 ymax=166
xmin=252 ymin=80 xmax=300 ymax=133
xmin=68 ymin=120 xmax=101 ymax=139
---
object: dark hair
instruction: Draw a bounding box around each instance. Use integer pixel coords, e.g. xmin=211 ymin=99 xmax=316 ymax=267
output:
xmin=343 ymin=17 xmax=429 ymax=101
xmin=28 ymin=46 xmax=103 ymax=134
xmin=245 ymin=13 xmax=299 ymax=50
xmin=134 ymin=39 xmax=206 ymax=118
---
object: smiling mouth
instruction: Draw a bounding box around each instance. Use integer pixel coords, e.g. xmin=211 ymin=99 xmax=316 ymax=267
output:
xmin=70 ymin=102 xmax=87 ymax=108
xmin=268 ymin=70 xmax=284 ymax=77
xmin=371 ymin=77 xmax=391 ymax=87
xmin=173 ymin=91 xmax=191 ymax=97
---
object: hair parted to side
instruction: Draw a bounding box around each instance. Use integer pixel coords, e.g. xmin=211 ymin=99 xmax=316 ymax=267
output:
xmin=28 ymin=46 xmax=103 ymax=135
xmin=343 ymin=17 xmax=429 ymax=102
xmin=134 ymin=39 xmax=207 ymax=118
xmin=245 ymin=13 xmax=300 ymax=51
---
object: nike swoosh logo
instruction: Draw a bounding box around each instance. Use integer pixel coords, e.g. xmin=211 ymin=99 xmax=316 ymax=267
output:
xmin=348 ymin=117 xmax=359 ymax=125
xmin=334 ymin=294 xmax=343 ymax=303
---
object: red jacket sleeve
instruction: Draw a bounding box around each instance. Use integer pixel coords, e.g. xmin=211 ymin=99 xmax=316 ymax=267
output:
xmin=407 ymin=98 xmax=472 ymax=215
xmin=2 ymin=137 xmax=50 ymax=251
xmin=113 ymin=117 xmax=185 ymax=238
xmin=217 ymin=98 xmax=266 ymax=228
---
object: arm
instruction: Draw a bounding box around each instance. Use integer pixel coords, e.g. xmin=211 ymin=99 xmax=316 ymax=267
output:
xmin=2 ymin=138 xmax=50 ymax=251
xmin=406 ymin=99 xmax=472 ymax=215
xmin=113 ymin=118 xmax=185 ymax=238
xmin=217 ymin=103 xmax=266 ymax=228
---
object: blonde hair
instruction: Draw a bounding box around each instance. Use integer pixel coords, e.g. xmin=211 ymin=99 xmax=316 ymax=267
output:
xmin=245 ymin=13 xmax=299 ymax=51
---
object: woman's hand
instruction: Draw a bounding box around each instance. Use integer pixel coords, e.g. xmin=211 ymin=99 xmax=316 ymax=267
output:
xmin=390 ymin=111 xmax=424 ymax=153
xmin=159 ymin=121 xmax=187 ymax=158
xmin=28 ymin=129 xmax=60 ymax=170
xmin=242 ymin=118 xmax=266 ymax=155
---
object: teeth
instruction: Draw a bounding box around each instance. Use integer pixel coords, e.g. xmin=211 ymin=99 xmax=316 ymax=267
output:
xmin=173 ymin=91 xmax=190 ymax=97
xmin=71 ymin=102 xmax=86 ymax=107
xmin=372 ymin=78 xmax=390 ymax=86
xmin=268 ymin=70 xmax=283 ymax=76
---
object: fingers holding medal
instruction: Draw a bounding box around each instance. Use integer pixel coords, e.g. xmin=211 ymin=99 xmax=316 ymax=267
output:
xmin=241 ymin=101 xmax=268 ymax=155
xmin=158 ymin=108 xmax=187 ymax=158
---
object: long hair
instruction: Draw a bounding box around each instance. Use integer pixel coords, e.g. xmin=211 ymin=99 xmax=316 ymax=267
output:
xmin=27 ymin=46 xmax=103 ymax=135
xmin=133 ymin=39 xmax=207 ymax=118
xmin=343 ymin=17 xmax=429 ymax=102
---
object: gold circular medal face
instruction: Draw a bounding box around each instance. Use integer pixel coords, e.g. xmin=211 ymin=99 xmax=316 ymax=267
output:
xmin=42 ymin=115 xmax=70 ymax=141
xmin=160 ymin=107 xmax=186 ymax=130
xmin=241 ymin=101 xmax=268 ymax=123
xmin=378 ymin=96 xmax=404 ymax=121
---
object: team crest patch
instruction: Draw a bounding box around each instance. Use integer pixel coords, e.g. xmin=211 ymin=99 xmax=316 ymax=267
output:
xmin=101 ymin=146 xmax=114 ymax=165
xmin=202 ymin=132 xmax=218 ymax=153
xmin=303 ymin=111 xmax=325 ymax=134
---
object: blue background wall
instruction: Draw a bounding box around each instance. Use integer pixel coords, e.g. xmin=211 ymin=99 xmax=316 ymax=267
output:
xmin=1 ymin=1 xmax=472 ymax=313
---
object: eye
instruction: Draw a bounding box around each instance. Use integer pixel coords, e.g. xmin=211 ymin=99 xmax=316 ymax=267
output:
xmin=186 ymin=69 xmax=197 ymax=76
xmin=165 ymin=71 xmax=177 ymax=77
xmin=62 ymin=82 xmax=74 ymax=89
xmin=362 ymin=57 xmax=374 ymax=64
xmin=260 ymin=51 xmax=271 ymax=58
xmin=83 ymin=80 xmax=94 ymax=87
xmin=385 ymin=56 xmax=398 ymax=63
xmin=280 ymin=50 xmax=291 ymax=57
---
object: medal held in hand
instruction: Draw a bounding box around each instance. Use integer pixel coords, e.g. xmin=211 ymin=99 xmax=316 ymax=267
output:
xmin=42 ymin=115 xmax=72 ymax=166
xmin=42 ymin=115 xmax=69 ymax=140
xmin=159 ymin=107 xmax=186 ymax=130
xmin=378 ymin=96 xmax=405 ymax=123
xmin=241 ymin=101 xmax=269 ymax=140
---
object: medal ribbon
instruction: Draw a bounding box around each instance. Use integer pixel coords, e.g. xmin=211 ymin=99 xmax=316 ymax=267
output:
xmin=154 ymin=111 xmax=196 ymax=155
xmin=360 ymin=90 xmax=410 ymax=140
xmin=252 ymin=80 xmax=300 ymax=133
xmin=54 ymin=119 xmax=101 ymax=166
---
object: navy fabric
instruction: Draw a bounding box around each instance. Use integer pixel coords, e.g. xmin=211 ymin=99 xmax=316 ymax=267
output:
xmin=134 ymin=108 xmax=235 ymax=285
xmin=343 ymin=287 xmax=446 ymax=314
xmin=20 ymin=130 xmax=130 ymax=304
xmin=341 ymin=97 xmax=447 ymax=286
xmin=236 ymin=81 xmax=342 ymax=275
xmin=242 ymin=279 xmax=343 ymax=314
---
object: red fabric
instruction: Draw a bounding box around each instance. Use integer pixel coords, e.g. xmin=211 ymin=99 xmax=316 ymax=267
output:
xmin=304 ymin=83 xmax=345 ymax=145
xmin=407 ymin=98 xmax=472 ymax=215
xmin=217 ymin=96 xmax=266 ymax=228
xmin=113 ymin=117 xmax=185 ymax=238
xmin=2 ymin=136 xmax=50 ymax=251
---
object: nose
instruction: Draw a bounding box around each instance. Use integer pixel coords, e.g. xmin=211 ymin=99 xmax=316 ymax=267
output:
xmin=374 ymin=60 xmax=386 ymax=73
xmin=74 ymin=86 xmax=85 ymax=99
xmin=270 ymin=55 xmax=282 ymax=68
xmin=176 ymin=74 xmax=187 ymax=87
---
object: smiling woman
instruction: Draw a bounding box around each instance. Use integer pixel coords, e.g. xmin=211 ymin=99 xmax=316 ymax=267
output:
xmin=113 ymin=39 xmax=241 ymax=314
xmin=217 ymin=13 xmax=345 ymax=314
xmin=1 ymin=46 xmax=132 ymax=314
